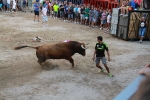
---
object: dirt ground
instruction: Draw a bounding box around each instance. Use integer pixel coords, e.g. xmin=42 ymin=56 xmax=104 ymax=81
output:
xmin=0 ymin=11 xmax=150 ymax=100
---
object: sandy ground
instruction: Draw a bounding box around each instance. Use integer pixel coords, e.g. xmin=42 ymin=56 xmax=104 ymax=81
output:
xmin=0 ymin=11 xmax=150 ymax=100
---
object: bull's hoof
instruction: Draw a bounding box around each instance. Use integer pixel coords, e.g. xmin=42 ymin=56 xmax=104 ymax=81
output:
xmin=71 ymin=66 xmax=74 ymax=69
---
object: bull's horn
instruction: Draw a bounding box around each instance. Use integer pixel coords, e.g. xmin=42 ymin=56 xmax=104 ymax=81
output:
xmin=81 ymin=45 xmax=86 ymax=49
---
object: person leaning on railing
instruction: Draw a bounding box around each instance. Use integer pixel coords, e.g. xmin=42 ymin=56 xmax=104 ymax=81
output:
xmin=129 ymin=63 xmax=150 ymax=100
xmin=134 ymin=12 xmax=148 ymax=43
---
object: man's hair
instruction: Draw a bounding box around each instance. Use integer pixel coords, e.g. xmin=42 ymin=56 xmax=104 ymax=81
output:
xmin=97 ymin=36 xmax=103 ymax=41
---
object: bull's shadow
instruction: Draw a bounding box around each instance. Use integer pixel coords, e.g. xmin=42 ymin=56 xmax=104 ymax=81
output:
xmin=41 ymin=61 xmax=59 ymax=71
xmin=40 ymin=60 xmax=74 ymax=71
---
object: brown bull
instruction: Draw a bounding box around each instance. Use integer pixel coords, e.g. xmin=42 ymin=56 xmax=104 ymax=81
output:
xmin=14 ymin=41 xmax=86 ymax=68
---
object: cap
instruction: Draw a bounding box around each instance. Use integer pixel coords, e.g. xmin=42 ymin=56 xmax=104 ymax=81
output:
xmin=36 ymin=0 xmax=39 ymax=2
xmin=97 ymin=36 xmax=103 ymax=41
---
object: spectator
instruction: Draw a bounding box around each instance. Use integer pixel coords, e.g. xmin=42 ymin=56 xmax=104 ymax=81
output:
xmin=120 ymin=0 xmax=128 ymax=16
xmin=135 ymin=0 xmax=143 ymax=9
xmin=12 ymin=0 xmax=16 ymax=17
xmin=84 ymin=5 xmax=89 ymax=25
xmin=59 ymin=2 xmax=64 ymax=20
xmin=99 ymin=9 xmax=103 ymax=28
xmin=6 ymin=0 xmax=10 ymax=12
xmin=44 ymin=0 xmax=48 ymax=9
xmin=77 ymin=5 xmax=81 ymax=24
xmin=33 ymin=0 xmax=40 ymax=22
xmin=53 ymin=2 xmax=59 ymax=19
xmin=122 ymin=0 xmax=137 ymax=17
xmin=80 ymin=5 xmax=85 ymax=24
xmin=0 ymin=0 xmax=2 ymax=11
xmin=26 ymin=0 xmax=29 ymax=9
xmin=134 ymin=12 xmax=148 ymax=43
xmin=3 ymin=0 xmax=7 ymax=12
xmin=74 ymin=4 xmax=79 ymax=23
xmin=100 ymin=10 xmax=107 ymax=30
xmin=89 ymin=6 xmax=94 ymax=27
xmin=50 ymin=2 xmax=54 ymax=17
xmin=68 ymin=3 xmax=73 ymax=22
xmin=41 ymin=4 xmax=48 ymax=27
xmin=92 ymin=36 xmax=113 ymax=77
xmin=92 ymin=7 xmax=99 ymax=28
xmin=134 ymin=0 xmax=140 ymax=9
xmin=22 ymin=0 xmax=26 ymax=12
xmin=105 ymin=12 xmax=111 ymax=33
xmin=64 ymin=3 xmax=68 ymax=22
xmin=41 ymin=0 xmax=46 ymax=8
xmin=47 ymin=1 xmax=51 ymax=16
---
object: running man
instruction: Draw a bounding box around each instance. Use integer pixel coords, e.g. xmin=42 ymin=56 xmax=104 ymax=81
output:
xmin=92 ymin=36 xmax=113 ymax=77
xmin=41 ymin=5 xmax=48 ymax=27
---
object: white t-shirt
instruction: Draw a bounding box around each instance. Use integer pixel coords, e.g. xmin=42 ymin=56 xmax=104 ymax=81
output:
xmin=78 ymin=7 xmax=81 ymax=13
xmin=42 ymin=7 xmax=47 ymax=16
xmin=7 ymin=0 xmax=10 ymax=4
xmin=107 ymin=14 xmax=111 ymax=23
xmin=13 ymin=0 xmax=16 ymax=9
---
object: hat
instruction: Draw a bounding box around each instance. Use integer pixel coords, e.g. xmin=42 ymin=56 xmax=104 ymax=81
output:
xmin=97 ymin=36 xmax=103 ymax=41
xmin=36 ymin=0 xmax=39 ymax=2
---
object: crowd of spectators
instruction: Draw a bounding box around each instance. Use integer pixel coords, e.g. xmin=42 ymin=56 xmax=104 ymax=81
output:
xmin=38 ymin=0 xmax=113 ymax=32
xmin=0 ymin=0 xmax=146 ymax=31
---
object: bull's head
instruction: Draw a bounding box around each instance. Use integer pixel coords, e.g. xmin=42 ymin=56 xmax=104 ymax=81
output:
xmin=79 ymin=43 xmax=87 ymax=56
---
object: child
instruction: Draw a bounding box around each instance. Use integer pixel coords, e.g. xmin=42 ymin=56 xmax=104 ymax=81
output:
xmin=41 ymin=5 xmax=48 ymax=27
xmin=12 ymin=0 xmax=16 ymax=17
xmin=100 ymin=10 xmax=107 ymax=30
xmin=105 ymin=12 xmax=111 ymax=33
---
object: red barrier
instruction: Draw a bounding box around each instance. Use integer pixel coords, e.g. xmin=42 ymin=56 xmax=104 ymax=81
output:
xmin=83 ymin=0 xmax=118 ymax=10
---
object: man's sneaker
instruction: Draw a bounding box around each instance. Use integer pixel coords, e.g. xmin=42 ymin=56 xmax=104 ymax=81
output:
xmin=119 ymin=14 xmax=123 ymax=16
xmin=139 ymin=40 xmax=142 ymax=43
xmin=100 ymin=27 xmax=102 ymax=30
xmin=99 ymin=69 xmax=104 ymax=73
xmin=108 ymin=73 xmax=113 ymax=77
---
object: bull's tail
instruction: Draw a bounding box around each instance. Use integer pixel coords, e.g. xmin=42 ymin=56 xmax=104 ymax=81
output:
xmin=14 ymin=46 xmax=39 ymax=50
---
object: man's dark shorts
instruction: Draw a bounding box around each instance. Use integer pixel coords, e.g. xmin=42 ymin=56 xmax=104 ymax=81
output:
xmin=34 ymin=11 xmax=39 ymax=15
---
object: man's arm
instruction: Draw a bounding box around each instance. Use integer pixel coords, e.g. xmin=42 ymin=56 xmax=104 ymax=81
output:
xmin=134 ymin=12 xmax=141 ymax=20
xmin=106 ymin=51 xmax=110 ymax=61
xmin=92 ymin=50 xmax=96 ymax=61
xmin=146 ymin=21 xmax=148 ymax=28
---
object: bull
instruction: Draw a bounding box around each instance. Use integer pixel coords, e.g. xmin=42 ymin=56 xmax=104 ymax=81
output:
xmin=14 ymin=41 xmax=86 ymax=68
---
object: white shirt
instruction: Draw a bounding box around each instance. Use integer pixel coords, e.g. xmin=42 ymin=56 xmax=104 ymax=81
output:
xmin=78 ymin=7 xmax=81 ymax=13
xmin=13 ymin=0 xmax=16 ymax=9
xmin=42 ymin=7 xmax=47 ymax=16
xmin=107 ymin=14 xmax=111 ymax=23
xmin=7 ymin=0 xmax=10 ymax=4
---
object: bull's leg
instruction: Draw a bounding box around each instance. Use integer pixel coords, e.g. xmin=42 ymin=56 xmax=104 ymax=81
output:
xmin=37 ymin=59 xmax=46 ymax=69
xmin=66 ymin=57 xmax=74 ymax=68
